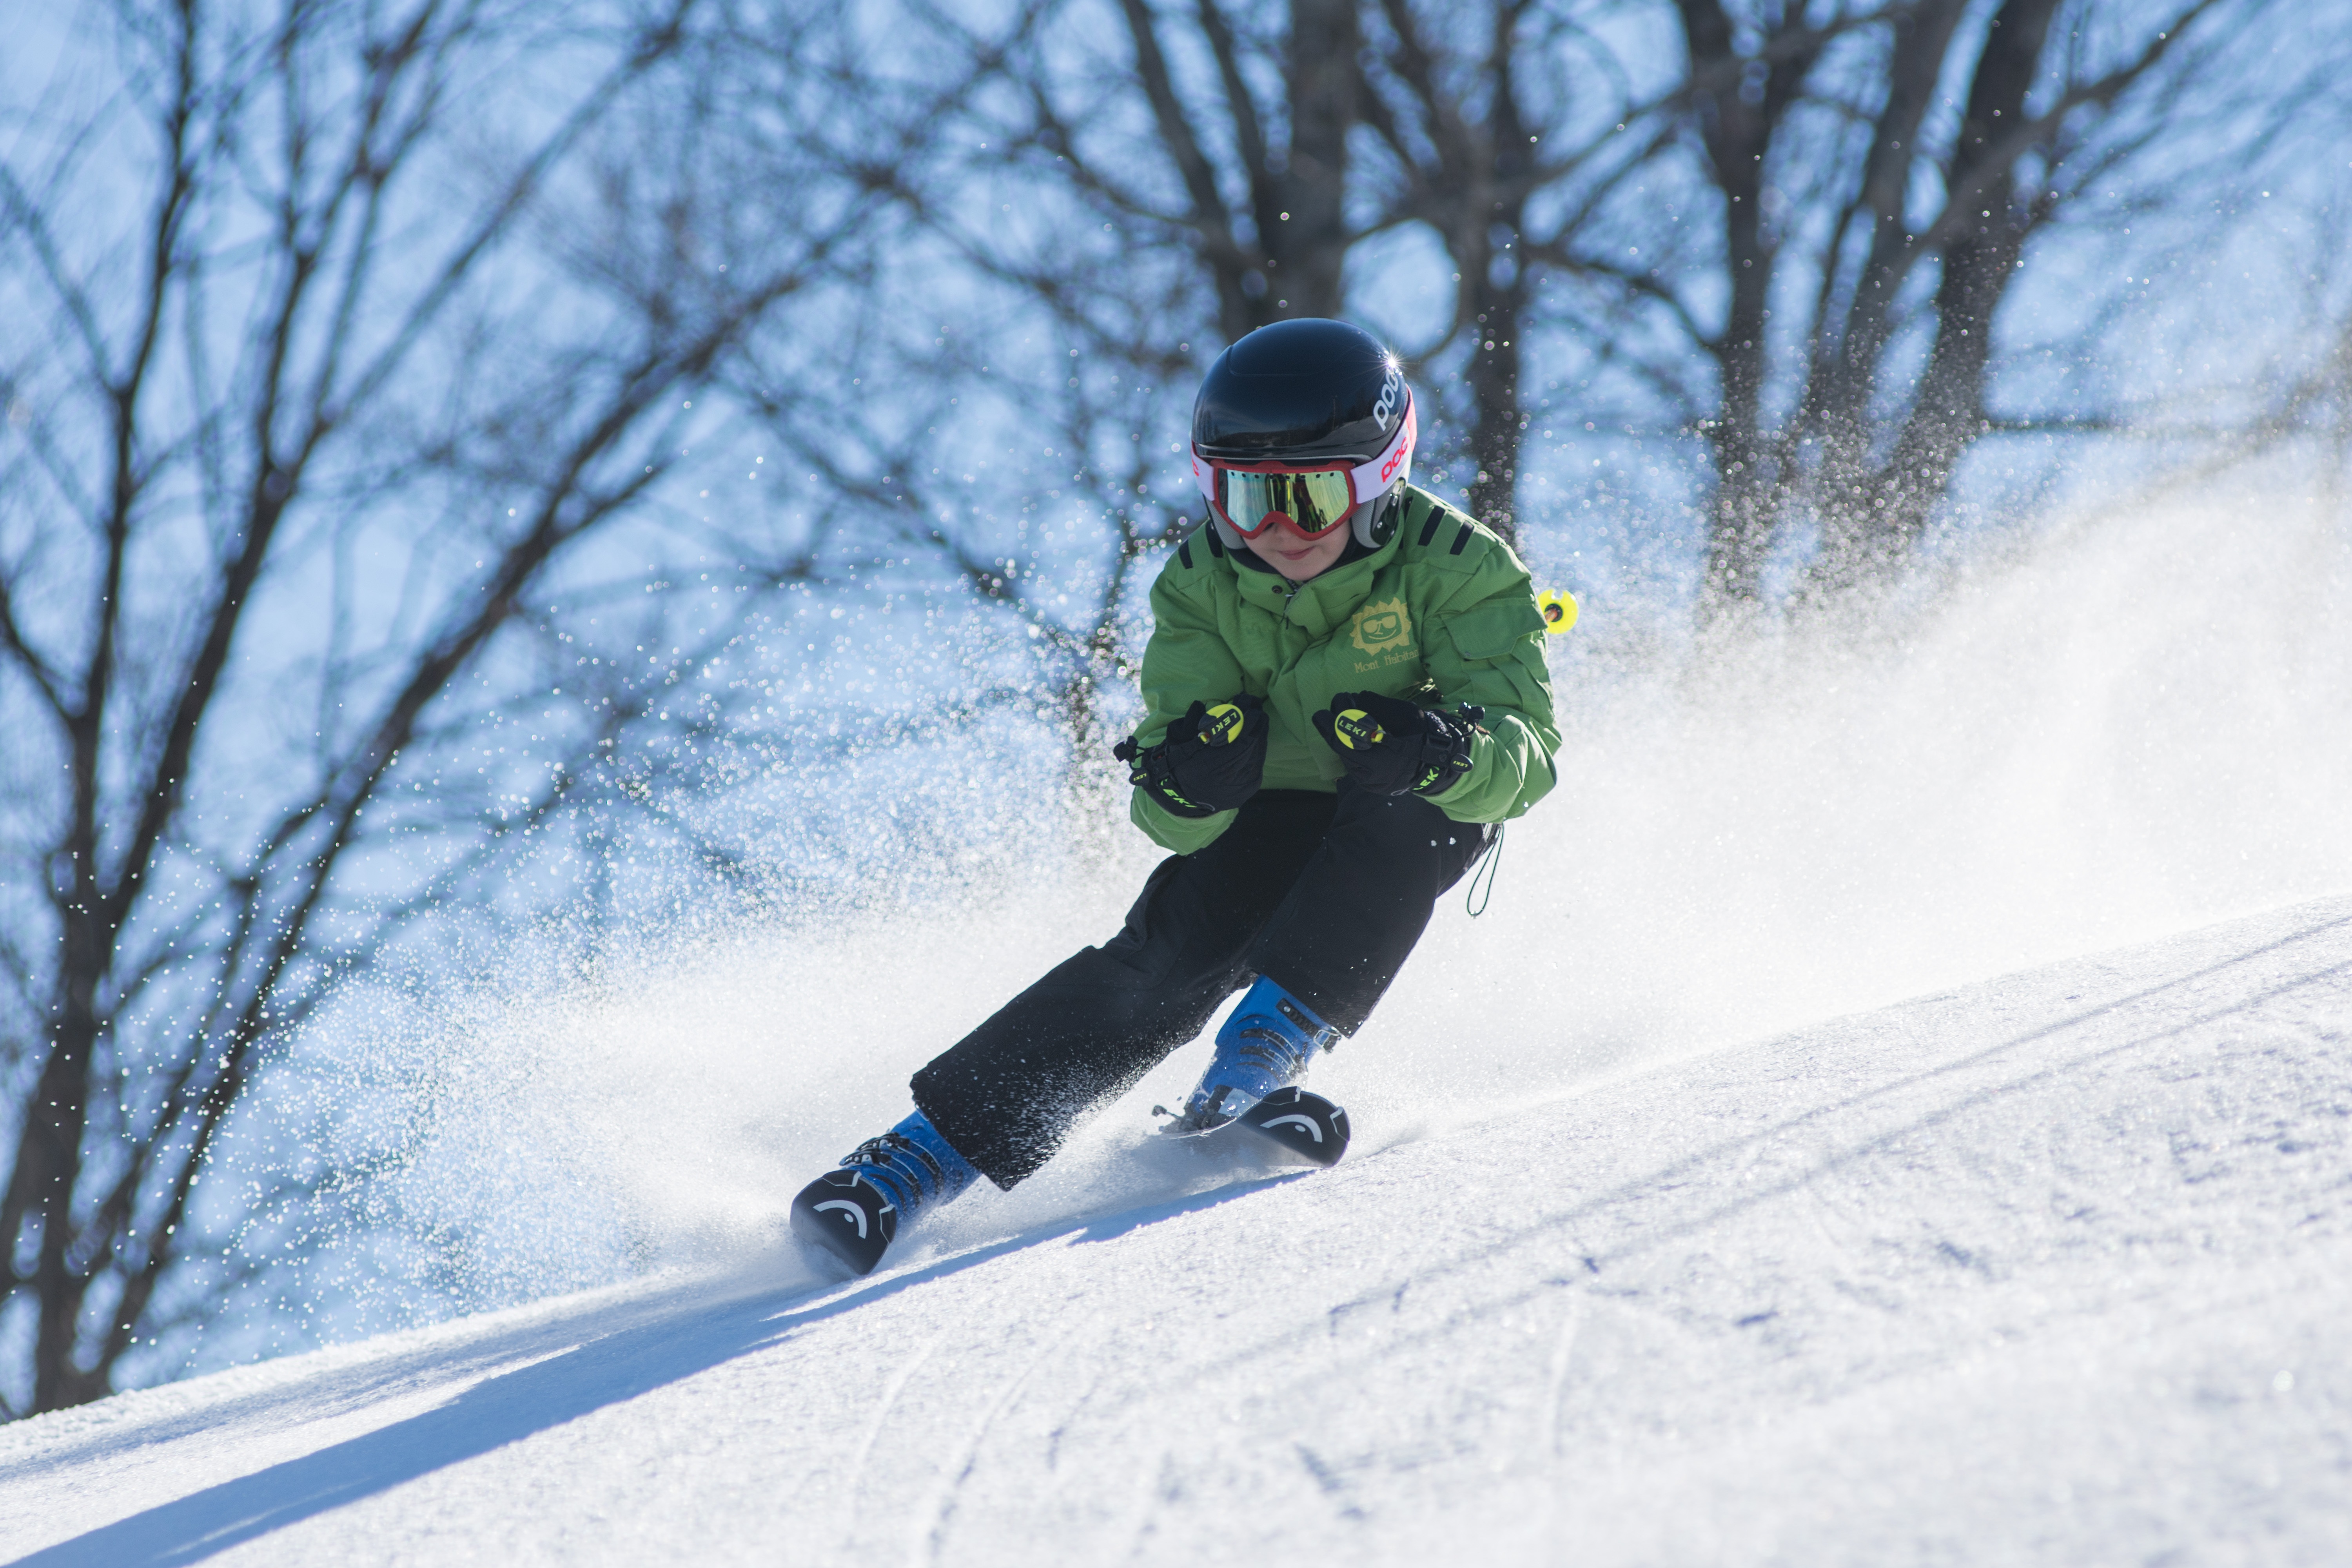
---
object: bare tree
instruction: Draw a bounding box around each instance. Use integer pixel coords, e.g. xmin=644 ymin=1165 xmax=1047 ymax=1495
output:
xmin=1353 ymin=0 xmax=1635 ymax=545
xmin=939 ymin=0 xmax=2338 ymax=626
xmin=1067 ymin=0 xmax=1361 ymax=336
xmin=683 ymin=0 xmax=1240 ymax=812
xmin=1537 ymin=0 xmax=2307 ymax=606
xmin=0 ymin=0 xmax=869 ymax=1416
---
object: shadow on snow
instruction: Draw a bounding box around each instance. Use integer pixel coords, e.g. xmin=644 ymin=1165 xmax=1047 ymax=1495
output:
xmin=18 ymin=1169 xmax=1300 ymax=1566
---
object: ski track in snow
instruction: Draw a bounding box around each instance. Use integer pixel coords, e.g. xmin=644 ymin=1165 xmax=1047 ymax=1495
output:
xmin=2 ymin=893 xmax=2348 ymax=1565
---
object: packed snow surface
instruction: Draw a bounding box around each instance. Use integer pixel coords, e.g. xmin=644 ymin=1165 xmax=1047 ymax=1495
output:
xmin=3 ymin=892 xmax=2348 ymax=1565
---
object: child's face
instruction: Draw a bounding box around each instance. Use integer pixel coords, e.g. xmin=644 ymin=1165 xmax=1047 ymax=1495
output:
xmin=1243 ymin=520 xmax=1351 ymax=582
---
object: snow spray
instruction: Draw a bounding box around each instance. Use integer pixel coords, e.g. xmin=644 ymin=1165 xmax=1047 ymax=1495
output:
xmin=284 ymin=486 xmax=2352 ymax=1323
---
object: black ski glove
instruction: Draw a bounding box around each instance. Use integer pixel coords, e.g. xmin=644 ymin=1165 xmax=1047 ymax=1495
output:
xmin=1310 ymin=690 xmax=1483 ymax=798
xmin=1113 ymin=694 xmax=1269 ymax=818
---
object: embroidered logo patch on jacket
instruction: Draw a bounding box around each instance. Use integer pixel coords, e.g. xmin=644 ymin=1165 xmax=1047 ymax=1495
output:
xmin=1349 ymin=597 xmax=1413 ymax=658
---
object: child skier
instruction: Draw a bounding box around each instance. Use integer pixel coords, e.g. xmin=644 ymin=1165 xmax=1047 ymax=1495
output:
xmin=790 ymin=317 xmax=1561 ymax=1275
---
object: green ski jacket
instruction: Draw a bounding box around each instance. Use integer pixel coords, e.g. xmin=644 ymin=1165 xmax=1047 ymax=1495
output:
xmin=1130 ymin=485 xmax=1561 ymax=854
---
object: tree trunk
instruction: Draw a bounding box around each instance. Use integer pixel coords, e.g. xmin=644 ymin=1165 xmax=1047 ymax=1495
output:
xmin=1458 ymin=6 xmax=1530 ymax=550
xmin=1862 ymin=0 xmax=2063 ymax=559
xmin=1804 ymin=0 xmax=1969 ymax=583
xmin=1267 ymin=0 xmax=1357 ymax=321
xmin=1678 ymin=0 xmax=1803 ymax=611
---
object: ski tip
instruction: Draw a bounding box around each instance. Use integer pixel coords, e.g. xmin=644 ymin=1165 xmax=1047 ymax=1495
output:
xmin=1236 ymin=1087 xmax=1350 ymax=1168
xmin=788 ymin=1170 xmax=896 ymax=1277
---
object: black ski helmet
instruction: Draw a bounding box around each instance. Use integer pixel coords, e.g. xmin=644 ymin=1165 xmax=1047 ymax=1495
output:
xmin=1189 ymin=318 xmax=1416 ymax=550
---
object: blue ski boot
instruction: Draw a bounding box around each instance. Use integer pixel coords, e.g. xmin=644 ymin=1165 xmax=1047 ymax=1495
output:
xmin=789 ymin=1110 xmax=978 ymax=1277
xmin=1156 ymin=976 xmax=1351 ymax=1165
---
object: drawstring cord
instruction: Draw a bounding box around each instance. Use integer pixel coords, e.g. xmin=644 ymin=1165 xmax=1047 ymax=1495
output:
xmin=1465 ymin=822 xmax=1505 ymax=917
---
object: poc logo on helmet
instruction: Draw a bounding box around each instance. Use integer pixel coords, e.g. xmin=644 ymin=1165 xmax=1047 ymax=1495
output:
xmin=1372 ymin=364 xmax=1403 ymax=429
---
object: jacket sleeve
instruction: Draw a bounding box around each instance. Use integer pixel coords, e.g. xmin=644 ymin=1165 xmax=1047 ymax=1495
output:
xmin=1419 ymin=545 xmax=1561 ymax=824
xmin=1127 ymin=545 xmax=1250 ymax=853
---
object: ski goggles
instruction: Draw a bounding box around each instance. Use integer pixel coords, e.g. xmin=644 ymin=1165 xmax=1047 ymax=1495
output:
xmin=1205 ymin=466 xmax=1360 ymax=539
xmin=1192 ymin=399 xmax=1416 ymax=541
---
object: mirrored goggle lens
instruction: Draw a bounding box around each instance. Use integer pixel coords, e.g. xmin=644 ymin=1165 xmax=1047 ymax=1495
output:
xmin=1214 ymin=468 xmax=1354 ymax=536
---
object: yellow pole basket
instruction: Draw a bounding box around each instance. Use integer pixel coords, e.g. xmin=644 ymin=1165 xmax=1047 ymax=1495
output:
xmin=1537 ymin=588 xmax=1579 ymax=634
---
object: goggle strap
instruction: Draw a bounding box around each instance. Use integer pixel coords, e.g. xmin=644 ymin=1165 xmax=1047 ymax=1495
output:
xmin=1345 ymin=399 xmax=1416 ymax=501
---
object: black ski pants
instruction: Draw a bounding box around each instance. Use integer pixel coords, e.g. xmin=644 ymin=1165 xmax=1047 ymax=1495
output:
xmin=911 ymin=785 xmax=1491 ymax=1187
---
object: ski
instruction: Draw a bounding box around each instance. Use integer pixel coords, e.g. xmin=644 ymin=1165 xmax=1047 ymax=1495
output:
xmin=789 ymin=1170 xmax=897 ymax=1276
xmin=1155 ymin=1085 xmax=1352 ymax=1168
xmin=1232 ymin=1086 xmax=1351 ymax=1166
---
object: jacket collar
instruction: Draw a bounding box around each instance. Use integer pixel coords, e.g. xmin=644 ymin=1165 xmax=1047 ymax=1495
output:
xmin=1228 ymin=527 xmax=1402 ymax=637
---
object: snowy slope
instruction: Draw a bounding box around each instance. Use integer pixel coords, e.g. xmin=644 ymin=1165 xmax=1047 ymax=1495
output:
xmin=4 ymin=892 xmax=2348 ymax=1566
